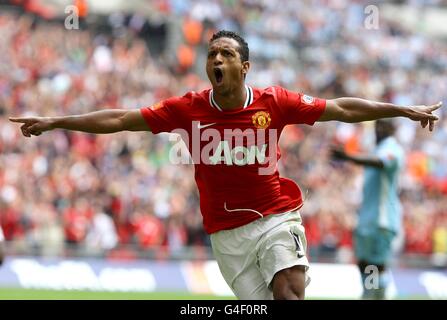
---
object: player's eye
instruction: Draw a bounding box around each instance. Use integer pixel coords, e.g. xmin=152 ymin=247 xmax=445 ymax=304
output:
xmin=208 ymin=51 xmax=216 ymax=58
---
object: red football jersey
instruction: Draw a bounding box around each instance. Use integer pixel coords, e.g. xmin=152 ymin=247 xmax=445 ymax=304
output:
xmin=140 ymin=86 xmax=326 ymax=234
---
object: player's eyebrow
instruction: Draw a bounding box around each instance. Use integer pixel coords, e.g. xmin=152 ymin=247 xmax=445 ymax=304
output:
xmin=208 ymin=44 xmax=237 ymax=53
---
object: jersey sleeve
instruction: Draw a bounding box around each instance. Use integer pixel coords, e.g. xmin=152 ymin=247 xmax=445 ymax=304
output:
xmin=139 ymin=93 xmax=192 ymax=134
xmin=274 ymin=86 xmax=326 ymax=126
xmin=377 ymin=141 xmax=403 ymax=172
xmin=378 ymin=150 xmax=398 ymax=171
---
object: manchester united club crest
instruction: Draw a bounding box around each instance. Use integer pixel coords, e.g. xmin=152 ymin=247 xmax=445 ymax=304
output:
xmin=252 ymin=111 xmax=271 ymax=129
xmin=151 ymin=101 xmax=163 ymax=110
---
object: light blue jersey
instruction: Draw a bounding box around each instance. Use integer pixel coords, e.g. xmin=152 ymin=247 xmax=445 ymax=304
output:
xmin=357 ymin=136 xmax=405 ymax=235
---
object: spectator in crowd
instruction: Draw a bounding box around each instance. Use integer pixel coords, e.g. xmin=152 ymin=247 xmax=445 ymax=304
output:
xmin=85 ymin=205 xmax=119 ymax=253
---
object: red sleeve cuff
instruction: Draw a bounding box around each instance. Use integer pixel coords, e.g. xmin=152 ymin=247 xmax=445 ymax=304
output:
xmin=140 ymin=107 xmax=161 ymax=134
xmin=307 ymin=98 xmax=327 ymax=125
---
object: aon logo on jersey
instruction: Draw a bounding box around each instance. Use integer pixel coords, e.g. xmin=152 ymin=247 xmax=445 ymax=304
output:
xmin=209 ymin=141 xmax=267 ymax=166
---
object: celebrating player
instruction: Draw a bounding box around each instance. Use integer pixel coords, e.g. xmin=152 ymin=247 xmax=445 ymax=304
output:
xmin=0 ymin=225 xmax=5 ymax=266
xmin=332 ymin=119 xmax=404 ymax=299
xmin=9 ymin=30 xmax=442 ymax=300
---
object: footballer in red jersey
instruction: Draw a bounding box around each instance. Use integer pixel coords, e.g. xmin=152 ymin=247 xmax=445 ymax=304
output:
xmin=10 ymin=30 xmax=442 ymax=299
xmin=140 ymin=85 xmax=326 ymax=235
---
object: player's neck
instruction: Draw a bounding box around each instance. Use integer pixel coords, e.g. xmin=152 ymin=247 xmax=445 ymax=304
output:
xmin=376 ymin=135 xmax=391 ymax=144
xmin=212 ymin=84 xmax=247 ymax=111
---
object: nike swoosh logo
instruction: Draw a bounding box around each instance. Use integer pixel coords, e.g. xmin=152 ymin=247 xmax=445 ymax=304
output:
xmin=197 ymin=122 xmax=217 ymax=129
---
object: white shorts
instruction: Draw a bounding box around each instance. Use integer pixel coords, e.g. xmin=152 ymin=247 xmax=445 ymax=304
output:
xmin=210 ymin=210 xmax=310 ymax=300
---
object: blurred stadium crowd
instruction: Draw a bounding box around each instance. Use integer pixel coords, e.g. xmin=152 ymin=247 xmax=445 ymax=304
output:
xmin=0 ymin=0 xmax=446 ymax=265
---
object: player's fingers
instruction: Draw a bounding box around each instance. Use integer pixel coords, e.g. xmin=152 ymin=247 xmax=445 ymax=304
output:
xmin=428 ymin=101 xmax=443 ymax=112
xmin=9 ymin=117 xmax=30 ymax=123
xmin=421 ymin=119 xmax=428 ymax=128
xmin=429 ymin=119 xmax=434 ymax=132
xmin=20 ymin=129 xmax=30 ymax=137
xmin=20 ymin=124 xmax=31 ymax=137
xmin=28 ymin=124 xmax=41 ymax=133
xmin=418 ymin=113 xmax=438 ymax=121
xmin=29 ymin=128 xmax=43 ymax=136
xmin=414 ymin=109 xmax=438 ymax=121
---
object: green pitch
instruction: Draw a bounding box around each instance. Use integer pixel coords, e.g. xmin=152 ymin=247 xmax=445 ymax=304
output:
xmin=0 ymin=287 xmax=236 ymax=300
xmin=0 ymin=288 xmax=430 ymax=300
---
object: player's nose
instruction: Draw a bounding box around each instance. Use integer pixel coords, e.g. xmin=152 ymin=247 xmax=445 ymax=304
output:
xmin=213 ymin=53 xmax=223 ymax=65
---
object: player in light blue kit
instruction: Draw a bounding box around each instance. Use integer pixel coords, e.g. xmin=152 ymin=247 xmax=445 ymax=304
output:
xmin=0 ymin=225 xmax=5 ymax=266
xmin=332 ymin=119 xmax=405 ymax=299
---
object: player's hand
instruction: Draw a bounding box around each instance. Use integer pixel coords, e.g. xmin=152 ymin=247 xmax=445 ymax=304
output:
xmin=330 ymin=147 xmax=349 ymax=161
xmin=9 ymin=116 xmax=54 ymax=137
xmin=407 ymin=101 xmax=443 ymax=132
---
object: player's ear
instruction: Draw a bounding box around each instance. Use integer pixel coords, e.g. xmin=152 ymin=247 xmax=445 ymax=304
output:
xmin=241 ymin=61 xmax=250 ymax=78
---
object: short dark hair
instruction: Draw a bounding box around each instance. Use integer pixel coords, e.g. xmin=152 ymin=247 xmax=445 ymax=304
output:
xmin=209 ymin=30 xmax=249 ymax=62
xmin=377 ymin=118 xmax=396 ymax=128
xmin=376 ymin=118 xmax=396 ymax=134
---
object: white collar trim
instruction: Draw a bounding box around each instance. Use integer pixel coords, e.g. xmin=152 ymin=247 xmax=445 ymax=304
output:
xmin=209 ymin=85 xmax=253 ymax=111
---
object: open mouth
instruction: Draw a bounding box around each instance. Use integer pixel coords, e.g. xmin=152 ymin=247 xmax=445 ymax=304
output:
xmin=214 ymin=68 xmax=224 ymax=84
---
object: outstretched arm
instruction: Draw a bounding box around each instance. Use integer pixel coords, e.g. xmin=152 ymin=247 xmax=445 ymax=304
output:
xmin=331 ymin=148 xmax=384 ymax=168
xmin=318 ymin=98 xmax=442 ymax=131
xmin=9 ymin=109 xmax=150 ymax=137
